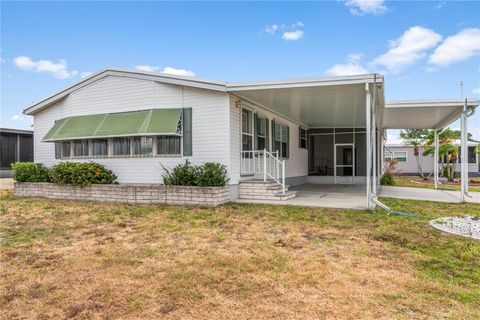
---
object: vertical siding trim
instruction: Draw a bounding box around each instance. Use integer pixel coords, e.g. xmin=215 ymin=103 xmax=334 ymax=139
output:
xmin=182 ymin=108 xmax=193 ymax=156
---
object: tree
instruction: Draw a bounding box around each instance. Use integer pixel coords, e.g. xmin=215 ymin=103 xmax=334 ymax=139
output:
xmin=422 ymin=128 xmax=460 ymax=182
xmin=400 ymin=129 xmax=430 ymax=179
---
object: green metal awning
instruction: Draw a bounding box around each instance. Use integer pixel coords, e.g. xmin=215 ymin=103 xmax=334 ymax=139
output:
xmin=43 ymin=108 xmax=182 ymax=141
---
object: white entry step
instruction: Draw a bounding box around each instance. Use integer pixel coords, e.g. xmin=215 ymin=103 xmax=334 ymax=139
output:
xmin=238 ymin=179 xmax=296 ymax=201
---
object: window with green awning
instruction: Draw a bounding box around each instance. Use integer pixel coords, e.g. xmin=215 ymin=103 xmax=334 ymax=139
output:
xmin=43 ymin=108 xmax=182 ymax=141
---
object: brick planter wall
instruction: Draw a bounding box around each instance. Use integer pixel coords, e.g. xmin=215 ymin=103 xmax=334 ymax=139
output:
xmin=14 ymin=182 xmax=229 ymax=206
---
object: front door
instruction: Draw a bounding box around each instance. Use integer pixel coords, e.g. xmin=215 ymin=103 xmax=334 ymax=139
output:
xmin=334 ymin=143 xmax=355 ymax=184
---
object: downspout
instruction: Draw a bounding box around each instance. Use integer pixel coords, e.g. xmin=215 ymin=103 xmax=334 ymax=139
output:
xmin=461 ymin=100 xmax=476 ymax=200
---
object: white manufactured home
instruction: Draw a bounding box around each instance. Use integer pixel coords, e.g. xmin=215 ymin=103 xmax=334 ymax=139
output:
xmin=385 ymin=140 xmax=479 ymax=177
xmin=23 ymin=68 xmax=479 ymax=209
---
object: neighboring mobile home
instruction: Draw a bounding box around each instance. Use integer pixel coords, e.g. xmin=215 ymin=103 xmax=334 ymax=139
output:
xmin=385 ymin=139 xmax=479 ymax=177
xmin=23 ymin=68 xmax=479 ymax=209
xmin=0 ymin=127 xmax=34 ymax=178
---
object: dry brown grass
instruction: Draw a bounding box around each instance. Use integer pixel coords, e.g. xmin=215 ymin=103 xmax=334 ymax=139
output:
xmin=1 ymin=190 xmax=479 ymax=319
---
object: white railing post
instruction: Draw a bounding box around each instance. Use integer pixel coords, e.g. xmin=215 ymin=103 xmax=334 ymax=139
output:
xmin=282 ymin=160 xmax=285 ymax=194
xmin=276 ymin=151 xmax=280 ymax=179
xmin=263 ymin=149 xmax=267 ymax=181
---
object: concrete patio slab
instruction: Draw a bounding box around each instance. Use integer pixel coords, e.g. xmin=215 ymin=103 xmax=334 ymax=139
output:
xmin=235 ymin=184 xmax=368 ymax=210
xmin=234 ymin=183 xmax=480 ymax=210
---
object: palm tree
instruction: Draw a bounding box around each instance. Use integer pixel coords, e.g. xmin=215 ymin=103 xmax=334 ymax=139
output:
xmin=400 ymin=129 xmax=430 ymax=179
xmin=422 ymin=128 xmax=460 ymax=182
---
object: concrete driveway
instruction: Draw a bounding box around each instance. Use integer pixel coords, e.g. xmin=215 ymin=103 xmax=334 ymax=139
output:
xmin=380 ymin=186 xmax=480 ymax=204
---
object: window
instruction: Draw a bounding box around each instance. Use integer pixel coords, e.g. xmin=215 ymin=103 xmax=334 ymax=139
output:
xmin=393 ymin=151 xmax=407 ymax=163
xmin=299 ymin=128 xmax=307 ymax=149
xmin=273 ymin=122 xmax=289 ymax=158
xmin=133 ymin=137 xmax=153 ymax=156
xmin=384 ymin=150 xmax=392 ymax=162
xmin=242 ymin=109 xmax=253 ymax=152
xmin=73 ymin=140 xmax=89 ymax=157
xmin=157 ymin=136 xmax=181 ymax=156
xmin=113 ymin=137 xmax=130 ymax=156
xmin=62 ymin=142 xmax=71 ymax=158
xmin=55 ymin=142 xmax=62 ymax=159
xmin=256 ymin=115 xmax=268 ymax=151
xmin=92 ymin=139 xmax=108 ymax=157
xmin=468 ymin=146 xmax=477 ymax=164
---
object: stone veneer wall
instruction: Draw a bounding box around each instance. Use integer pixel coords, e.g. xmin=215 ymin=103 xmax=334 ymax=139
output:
xmin=14 ymin=183 xmax=229 ymax=206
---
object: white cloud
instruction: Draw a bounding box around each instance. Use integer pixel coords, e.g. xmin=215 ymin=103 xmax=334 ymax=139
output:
xmin=372 ymin=26 xmax=443 ymax=73
xmin=160 ymin=67 xmax=195 ymax=77
xmin=265 ymin=21 xmax=305 ymax=40
xmin=12 ymin=114 xmax=28 ymax=122
xmin=265 ymin=24 xmax=278 ymax=34
xmin=326 ymin=53 xmax=369 ymax=76
xmin=343 ymin=0 xmax=388 ymax=16
xmin=292 ymin=21 xmax=304 ymax=28
xmin=81 ymin=71 xmax=93 ymax=79
xmin=429 ymin=28 xmax=480 ymax=66
xmin=433 ymin=1 xmax=446 ymax=10
xmin=134 ymin=65 xmax=195 ymax=76
xmin=472 ymin=87 xmax=480 ymax=96
xmin=282 ymin=30 xmax=304 ymax=41
xmin=13 ymin=56 xmax=78 ymax=79
xmin=134 ymin=65 xmax=159 ymax=72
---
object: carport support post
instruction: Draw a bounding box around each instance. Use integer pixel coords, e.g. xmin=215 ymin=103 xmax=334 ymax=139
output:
xmin=365 ymin=83 xmax=372 ymax=209
xmin=460 ymin=100 xmax=468 ymax=202
xmin=434 ymin=130 xmax=438 ymax=190
xmin=372 ymin=92 xmax=377 ymax=197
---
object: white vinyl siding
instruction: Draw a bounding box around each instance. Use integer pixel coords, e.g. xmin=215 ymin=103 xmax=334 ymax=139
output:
xmin=229 ymin=94 xmax=308 ymax=181
xmin=33 ymin=75 xmax=230 ymax=183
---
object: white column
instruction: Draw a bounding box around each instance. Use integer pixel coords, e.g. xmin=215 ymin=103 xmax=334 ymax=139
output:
xmin=434 ymin=130 xmax=439 ymax=190
xmin=372 ymin=94 xmax=377 ymax=196
xmin=365 ymin=83 xmax=372 ymax=209
xmin=460 ymin=100 xmax=468 ymax=202
xmin=380 ymin=131 xmax=385 ymax=176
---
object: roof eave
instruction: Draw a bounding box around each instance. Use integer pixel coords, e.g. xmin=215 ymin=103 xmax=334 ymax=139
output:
xmin=23 ymin=68 xmax=228 ymax=115
xmin=226 ymin=73 xmax=384 ymax=91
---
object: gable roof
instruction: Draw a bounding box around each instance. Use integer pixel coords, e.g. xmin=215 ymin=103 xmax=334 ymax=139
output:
xmin=23 ymin=68 xmax=228 ymax=115
xmin=23 ymin=67 xmax=382 ymax=115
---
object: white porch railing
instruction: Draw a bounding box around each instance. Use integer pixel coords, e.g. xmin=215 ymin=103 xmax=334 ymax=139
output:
xmin=240 ymin=149 xmax=286 ymax=194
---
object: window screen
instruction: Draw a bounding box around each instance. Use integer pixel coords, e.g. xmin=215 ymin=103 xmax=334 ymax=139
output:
xmin=92 ymin=139 xmax=108 ymax=157
xmin=157 ymin=136 xmax=181 ymax=156
xmin=133 ymin=137 xmax=153 ymax=156
xmin=113 ymin=137 xmax=130 ymax=156
xmin=73 ymin=140 xmax=89 ymax=157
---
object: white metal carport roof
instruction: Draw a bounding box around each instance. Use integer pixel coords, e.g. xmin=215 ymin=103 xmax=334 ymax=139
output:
xmin=382 ymin=99 xmax=479 ymax=129
xmin=228 ymin=74 xmax=384 ymax=128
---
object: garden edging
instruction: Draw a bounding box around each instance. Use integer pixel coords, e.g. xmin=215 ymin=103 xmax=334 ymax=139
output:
xmin=14 ymin=182 xmax=229 ymax=206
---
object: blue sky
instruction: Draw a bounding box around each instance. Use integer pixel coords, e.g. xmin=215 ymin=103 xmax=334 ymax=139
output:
xmin=1 ymin=1 xmax=479 ymax=139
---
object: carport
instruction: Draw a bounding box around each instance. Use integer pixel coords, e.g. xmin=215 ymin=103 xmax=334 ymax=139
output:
xmin=229 ymin=73 xmax=479 ymax=210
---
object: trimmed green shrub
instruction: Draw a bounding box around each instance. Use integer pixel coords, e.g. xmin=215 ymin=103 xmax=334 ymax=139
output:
xmin=161 ymin=161 xmax=228 ymax=187
xmin=380 ymin=174 xmax=395 ymax=186
xmin=161 ymin=160 xmax=198 ymax=186
xmin=196 ymin=162 xmax=229 ymax=187
xmin=11 ymin=162 xmax=50 ymax=182
xmin=49 ymin=162 xmax=117 ymax=186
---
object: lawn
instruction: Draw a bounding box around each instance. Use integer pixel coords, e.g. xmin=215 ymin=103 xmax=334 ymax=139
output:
xmin=1 ymin=190 xmax=479 ymax=319
xmin=393 ymin=176 xmax=480 ymax=192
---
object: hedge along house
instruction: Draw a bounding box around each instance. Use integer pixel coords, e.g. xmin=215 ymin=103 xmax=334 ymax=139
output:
xmin=23 ymin=68 xmax=479 ymax=209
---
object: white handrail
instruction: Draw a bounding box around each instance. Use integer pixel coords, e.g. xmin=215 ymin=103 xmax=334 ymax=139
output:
xmin=240 ymin=149 xmax=286 ymax=194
